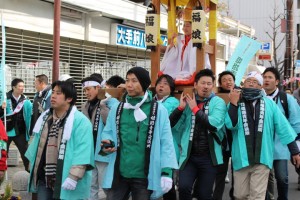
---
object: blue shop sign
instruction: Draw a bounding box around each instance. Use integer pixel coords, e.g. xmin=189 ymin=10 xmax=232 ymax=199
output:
xmin=111 ymin=24 xmax=167 ymax=49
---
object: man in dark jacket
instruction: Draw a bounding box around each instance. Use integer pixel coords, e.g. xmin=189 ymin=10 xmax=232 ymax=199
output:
xmin=0 ymin=78 xmax=32 ymax=171
xmin=30 ymin=74 xmax=51 ymax=134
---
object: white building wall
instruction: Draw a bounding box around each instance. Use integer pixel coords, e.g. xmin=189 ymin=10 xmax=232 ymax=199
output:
xmin=221 ymin=0 xmax=299 ymax=67
xmin=0 ymin=0 xmax=118 ymax=43
xmin=90 ymin=16 xmax=119 ymax=44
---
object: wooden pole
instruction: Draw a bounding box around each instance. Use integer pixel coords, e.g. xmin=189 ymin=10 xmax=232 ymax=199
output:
xmin=52 ymin=0 xmax=61 ymax=82
xmin=209 ymin=1 xmax=217 ymax=74
xmin=283 ymin=0 xmax=294 ymax=90
xmin=150 ymin=0 xmax=161 ymax=87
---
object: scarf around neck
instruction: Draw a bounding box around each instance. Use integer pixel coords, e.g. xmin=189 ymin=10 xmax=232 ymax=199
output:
xmin=123 ymin=91 xmax=149 ymax=122
xmin=195 ymin=92 xmax=215 ymax=103
xmin=242 ymin=88 xmax=263 ymax=101
xmin=265 ymin=88 xmax=279 ymax=100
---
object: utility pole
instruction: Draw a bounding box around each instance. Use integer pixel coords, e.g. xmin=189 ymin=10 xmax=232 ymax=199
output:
xmin=52 ymin=0 xmax=61 ymax=82
xmin=283 ymin=0 xmax=293 ymax=89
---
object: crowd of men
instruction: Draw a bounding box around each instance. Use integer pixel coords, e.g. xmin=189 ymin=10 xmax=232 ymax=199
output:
xmin=0 ymin=66 xmax=300 ymax=200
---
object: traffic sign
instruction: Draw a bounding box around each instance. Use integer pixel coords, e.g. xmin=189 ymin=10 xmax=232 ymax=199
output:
xmin=262 ymin=42 xmax=271 ymax=51
xmin=296 ymin=60 xmax=300 ymax=68
xmin=257 ymin=41 xmax=273 ymax=61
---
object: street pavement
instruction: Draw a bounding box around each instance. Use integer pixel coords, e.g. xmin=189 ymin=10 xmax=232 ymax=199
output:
xmin=2 ymin=151 xmax=300 ymax=200
xmin=222 ymin=161 xmax=300 ymax=200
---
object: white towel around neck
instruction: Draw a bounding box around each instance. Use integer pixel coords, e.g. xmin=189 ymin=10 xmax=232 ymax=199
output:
xmin=265 ymin=88 xmax=279 ymax=100
xmin=33 ymin=106 xmax=77 ymax=141
xmin=123 ymin=91 xmax=149 ymax=122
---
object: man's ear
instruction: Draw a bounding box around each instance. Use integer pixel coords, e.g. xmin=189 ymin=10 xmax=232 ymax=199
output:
xmin=66 ymin=98 xmax=73 ymax=103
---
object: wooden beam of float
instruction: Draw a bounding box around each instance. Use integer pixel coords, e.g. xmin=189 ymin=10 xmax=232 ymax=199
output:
xmin=208 ymin=1 xmax=217 ymax=74
xmin=150 ymin=0 xmax=161 ymax=87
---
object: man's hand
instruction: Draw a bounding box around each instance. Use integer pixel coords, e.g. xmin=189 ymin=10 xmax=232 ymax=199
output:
xmin=179 ymin=93 xmax=187 ymax=109
xmin=101 ymin=140 xmax=116 ymax=153
xmin=185 ymin=93 xmax=197 ymax=111
xmin=229 ymin=88 xmax=241 ymax=106
xmin=1 ymin=102 xmax=6 ymax=109
xmin=62 ymin=177 xmax=77 ymax=190
xmin=292 ymin=154 xmax=300 ymax=168
xmin=161 ymin=176 xmax=173 ymax=193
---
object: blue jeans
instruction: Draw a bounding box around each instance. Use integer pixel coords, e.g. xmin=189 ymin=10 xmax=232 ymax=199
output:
xmin=179 ymin=155 xmax=217 ymax=200
xmin=37 ymin=180 xmax=54 ymax=200
xmin=274 ymin=160 xmax=288 ymax=200
xmin=266 ymin=160 xmax=288 ymax=200
xmin=106 ymin=177 xmax=151 ymax=200
xmin=213 ymin=151 xmax=230 ymax=200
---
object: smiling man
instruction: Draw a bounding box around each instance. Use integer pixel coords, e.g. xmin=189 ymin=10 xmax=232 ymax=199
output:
xmin=262 ymin=67 xmax=300 ymax=200
xmin=226 ymin=71 xmax=300 ymax=200
xmin=26 ymin=80 xmax=94 ymax=200
xmin=170 ymin=69 xmax=227 ymax=200
xmin=101 ymin=67 xmax=178 ymax=200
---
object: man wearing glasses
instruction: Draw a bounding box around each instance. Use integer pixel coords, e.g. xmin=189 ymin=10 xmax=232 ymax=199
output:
xmin=226 ymin=71 xmax=300 ymax=200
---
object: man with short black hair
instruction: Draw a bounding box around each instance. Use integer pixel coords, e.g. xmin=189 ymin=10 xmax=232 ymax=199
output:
xmin=26 ymin=80 xmax=94 ymax=199
xmin=105 ymin=75 xmax=125 ymax=89
xmin=101 ymin=67 xmax=178 ymax=200
xmin=31 ymin=74 xmax=52 ymax=134
xmin=263 ymin=67 xmax=300 ymax=200
xmin=170 ymin=69 xmax=227 ymax=200
xmin=212 ymin=71 xmax=236 ymax=200
xmin=0 ymin=78 xmax=32 ymax=172
xmin=218 ymin=71 xmax=235 ymax=93
xmin=154 ymin=74 xmax=179 ymax=200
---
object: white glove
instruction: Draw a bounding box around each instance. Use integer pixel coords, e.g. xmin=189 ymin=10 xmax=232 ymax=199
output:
xmin=161 ymin=176 xmax=173 ymax=193
xmin=62 ymin=177 xmax=77 ymax=190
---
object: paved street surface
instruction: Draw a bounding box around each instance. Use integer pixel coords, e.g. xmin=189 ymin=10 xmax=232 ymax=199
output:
xmin=222 ymin=161 xmax=300 ymax=200
xmin=2 ymin=148 xmax=300 ymax=199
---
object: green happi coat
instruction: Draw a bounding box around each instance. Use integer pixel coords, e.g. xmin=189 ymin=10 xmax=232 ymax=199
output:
xmin=225 ymin=97 xmax=297 ymax=171
xmin=172 ymin=95 xmax=227 ymax=169
xmin=26 ymin=108 xmax=94 ymax=199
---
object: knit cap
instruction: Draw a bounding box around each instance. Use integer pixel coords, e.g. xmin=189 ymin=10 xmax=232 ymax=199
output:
xmin=126 ymin=67 xmax=151 ymax=92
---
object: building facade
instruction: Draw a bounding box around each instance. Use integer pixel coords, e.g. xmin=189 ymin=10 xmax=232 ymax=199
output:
xmin=1 ymin=0 xmax=255 ymax=104
xmin=222 ymin=0 xmax=300 ymax=75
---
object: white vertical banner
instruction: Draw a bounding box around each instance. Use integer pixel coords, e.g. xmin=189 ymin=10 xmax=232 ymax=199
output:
xmin=0 ymin=12 xmax=7 ymax=181
xmin=0 ymin=12 xmax=6 ymax=106
xmin=192 ymin=10 xmax=206 ymax=44
xmin=145 ymin=14 xmax=159 ymax=47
